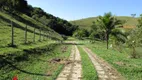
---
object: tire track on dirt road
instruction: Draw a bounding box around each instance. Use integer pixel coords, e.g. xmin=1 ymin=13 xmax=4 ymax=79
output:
xmin=82 ymin=47 xmax=124 ymax=80
xmin=56 ymin=45 xmax=82 ymax=80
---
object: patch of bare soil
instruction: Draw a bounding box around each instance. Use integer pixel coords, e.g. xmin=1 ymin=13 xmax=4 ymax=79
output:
xmin=115 ymin=62 xmax=126 ymax=66
xmin=49 ymin=58 xmax=73 ymax=65
xmin=61 ymin=46 xmax=68 ymax=53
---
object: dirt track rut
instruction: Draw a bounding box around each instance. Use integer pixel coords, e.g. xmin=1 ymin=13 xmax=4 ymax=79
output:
xmin=56 ymin=45 xmax=82 ymax=80
xmin=83 ymin=47 xmax=124 ymax=80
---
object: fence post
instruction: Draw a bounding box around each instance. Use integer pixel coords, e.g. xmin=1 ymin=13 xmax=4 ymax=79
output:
xmin=39 ymin=28 xmax=41 ymax=41
xmin=24 ymin=25 xmax=27 ymax=44
xmin=33 ymin=27 xmax=36 ymax=42
xmin=11 ymin=20 xmax=14 ymax=46
xmin=43 ymin=31 xmax=45 ymax=41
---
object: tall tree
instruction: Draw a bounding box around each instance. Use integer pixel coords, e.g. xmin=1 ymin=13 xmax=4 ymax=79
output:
xmin=95 ymin=12 xmax=123 ymax=49
xmin=131 ymin=14 xmax=136 ymax=18
xmin=0 ymin=0 xmax=6 ymax=10
xmin=0 ymin=0 xmax=28 ymax=13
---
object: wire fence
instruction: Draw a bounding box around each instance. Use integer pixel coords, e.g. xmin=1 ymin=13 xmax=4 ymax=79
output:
xmin=0 ymin=21 xmax=53 ymax=48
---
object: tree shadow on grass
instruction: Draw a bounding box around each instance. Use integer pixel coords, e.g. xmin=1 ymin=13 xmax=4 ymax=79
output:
xmin=2 ymin=58 xmax=51 ymax=77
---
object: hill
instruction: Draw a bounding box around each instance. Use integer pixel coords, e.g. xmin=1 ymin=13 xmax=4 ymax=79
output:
xmin=0 ymin=11 xmax=64 ymax=53
xmin=70 ymin=16 xmax=139 ymax=30
xmin=0 ymin=0 xmax=74 ymax=79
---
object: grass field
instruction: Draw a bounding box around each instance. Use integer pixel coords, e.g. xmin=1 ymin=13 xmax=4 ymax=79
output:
xmin=70 ymin=16 xmax=138 ymax=30
xmin=85 ymin=41 xmax=142 ymax=80
xmin=78 ymin=46 xmax=98 ymax=80
xmin=0 ymin=11 xmax=63 ymax=54
xmin=0 ymin=43 xmax=71 ymax=80
xmin=0 ymin=11 xmax=62 ymax=49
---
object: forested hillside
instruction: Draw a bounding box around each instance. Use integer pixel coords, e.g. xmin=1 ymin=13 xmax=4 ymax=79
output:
xmin=0 ymin=0 xmax=77 ymax=36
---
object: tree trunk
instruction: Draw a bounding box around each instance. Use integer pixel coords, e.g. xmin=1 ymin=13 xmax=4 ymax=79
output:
xmin=132 ymin=45 xmax=136 ymax=58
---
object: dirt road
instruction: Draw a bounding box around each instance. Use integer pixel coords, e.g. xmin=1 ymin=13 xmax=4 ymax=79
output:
xmin=56 ymin=45 xmax=82 ymax=80
xmin=82 ymin=47 xmax=124 ymax=80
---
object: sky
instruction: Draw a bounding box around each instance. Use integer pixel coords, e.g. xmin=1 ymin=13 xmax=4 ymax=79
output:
xmin=27 ymin=0 xmax=142 ymax=21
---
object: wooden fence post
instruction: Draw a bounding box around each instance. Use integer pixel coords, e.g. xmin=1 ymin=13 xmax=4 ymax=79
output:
xmin=33 ymin=27 xmax=36 ymax=42
xmin=39 ymin=28 xmax=41 ymax=41
xmin=24 ymin=25 xmax=27 ymax=44
xmin=11 ymin=20 xmax=14 ymax=46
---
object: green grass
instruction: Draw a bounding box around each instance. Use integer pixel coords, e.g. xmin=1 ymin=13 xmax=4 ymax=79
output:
xmin=0 ymin=11 xmax=63 ymax=54
xmin=70 ymin=16 xmax=138 ymax=30
xmin=78 ymin=46 xmax=98 ymax=80
xmin=85 ymin=41 xmax=142 ymax=80
xmin=0 ymin=11 xmax=62 ymax=49
xmin=0 ymin=40 xmax=52 ymax=54
xmin=0 ymin=44 xmax=71 ymax=80
xmin=0 ymin=11 xmax=65 ymax=80
xmin=0 ymin=26 xmax=40 ymax=48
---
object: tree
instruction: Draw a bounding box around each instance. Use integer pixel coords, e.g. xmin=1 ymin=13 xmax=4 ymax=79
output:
xmin=127 ymin=14 xmax=142 ymax=58
xmin=0 ymin=0 xmax=28 ymax=13
xmin=90 ymin=21 xmax=105 ymax=40
xmin=95 ymin=12 xmax=124 ymax=49
xmin=137 ymin=14 xmax=142 ymax=28
xmin=39 ymin=16 xmax=49 ymax=26
xmin=0 ymin=0 xmax=6 ymax=10
xmin=131 ymin=14 xmax=136 ymax=18
xmin=73 ymin=29 xmax=89 ymax=39
xmin=29 ymin=7 xmax=77 ymax=36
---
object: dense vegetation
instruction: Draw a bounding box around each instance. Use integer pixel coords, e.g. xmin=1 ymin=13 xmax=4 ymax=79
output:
xmin=26 ymin=6 xmax=78 ymax=35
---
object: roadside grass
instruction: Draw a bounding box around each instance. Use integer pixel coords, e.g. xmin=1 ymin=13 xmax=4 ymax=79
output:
xmin=0 ymin=44 xmax=71 ymax=80
xmin=0 ymin=40 xmax=52 ymax=54
xmin=0 ymin=11 xmax=65 ymax=80
xmin=85 ymin=41 xmax=142 ymax=80
xmin=78 ymin=46 xmax=98 ymax=80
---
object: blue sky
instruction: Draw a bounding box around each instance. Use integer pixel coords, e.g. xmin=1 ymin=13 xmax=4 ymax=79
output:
xmin=27 ymin=0 xmax=142 ymax=21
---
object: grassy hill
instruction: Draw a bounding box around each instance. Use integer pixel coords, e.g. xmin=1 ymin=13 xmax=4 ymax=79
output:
xmin=0 ymin=11 xmax=67 ymax=80
xmin=0 ymin=11 xmax=64 ymax=54
xmin=70 ymin=16 xmax=139 ymax=30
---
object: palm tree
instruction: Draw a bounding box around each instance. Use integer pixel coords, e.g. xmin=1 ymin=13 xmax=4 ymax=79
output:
xmin=96 ymin=12 xmax=124 ymax=49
